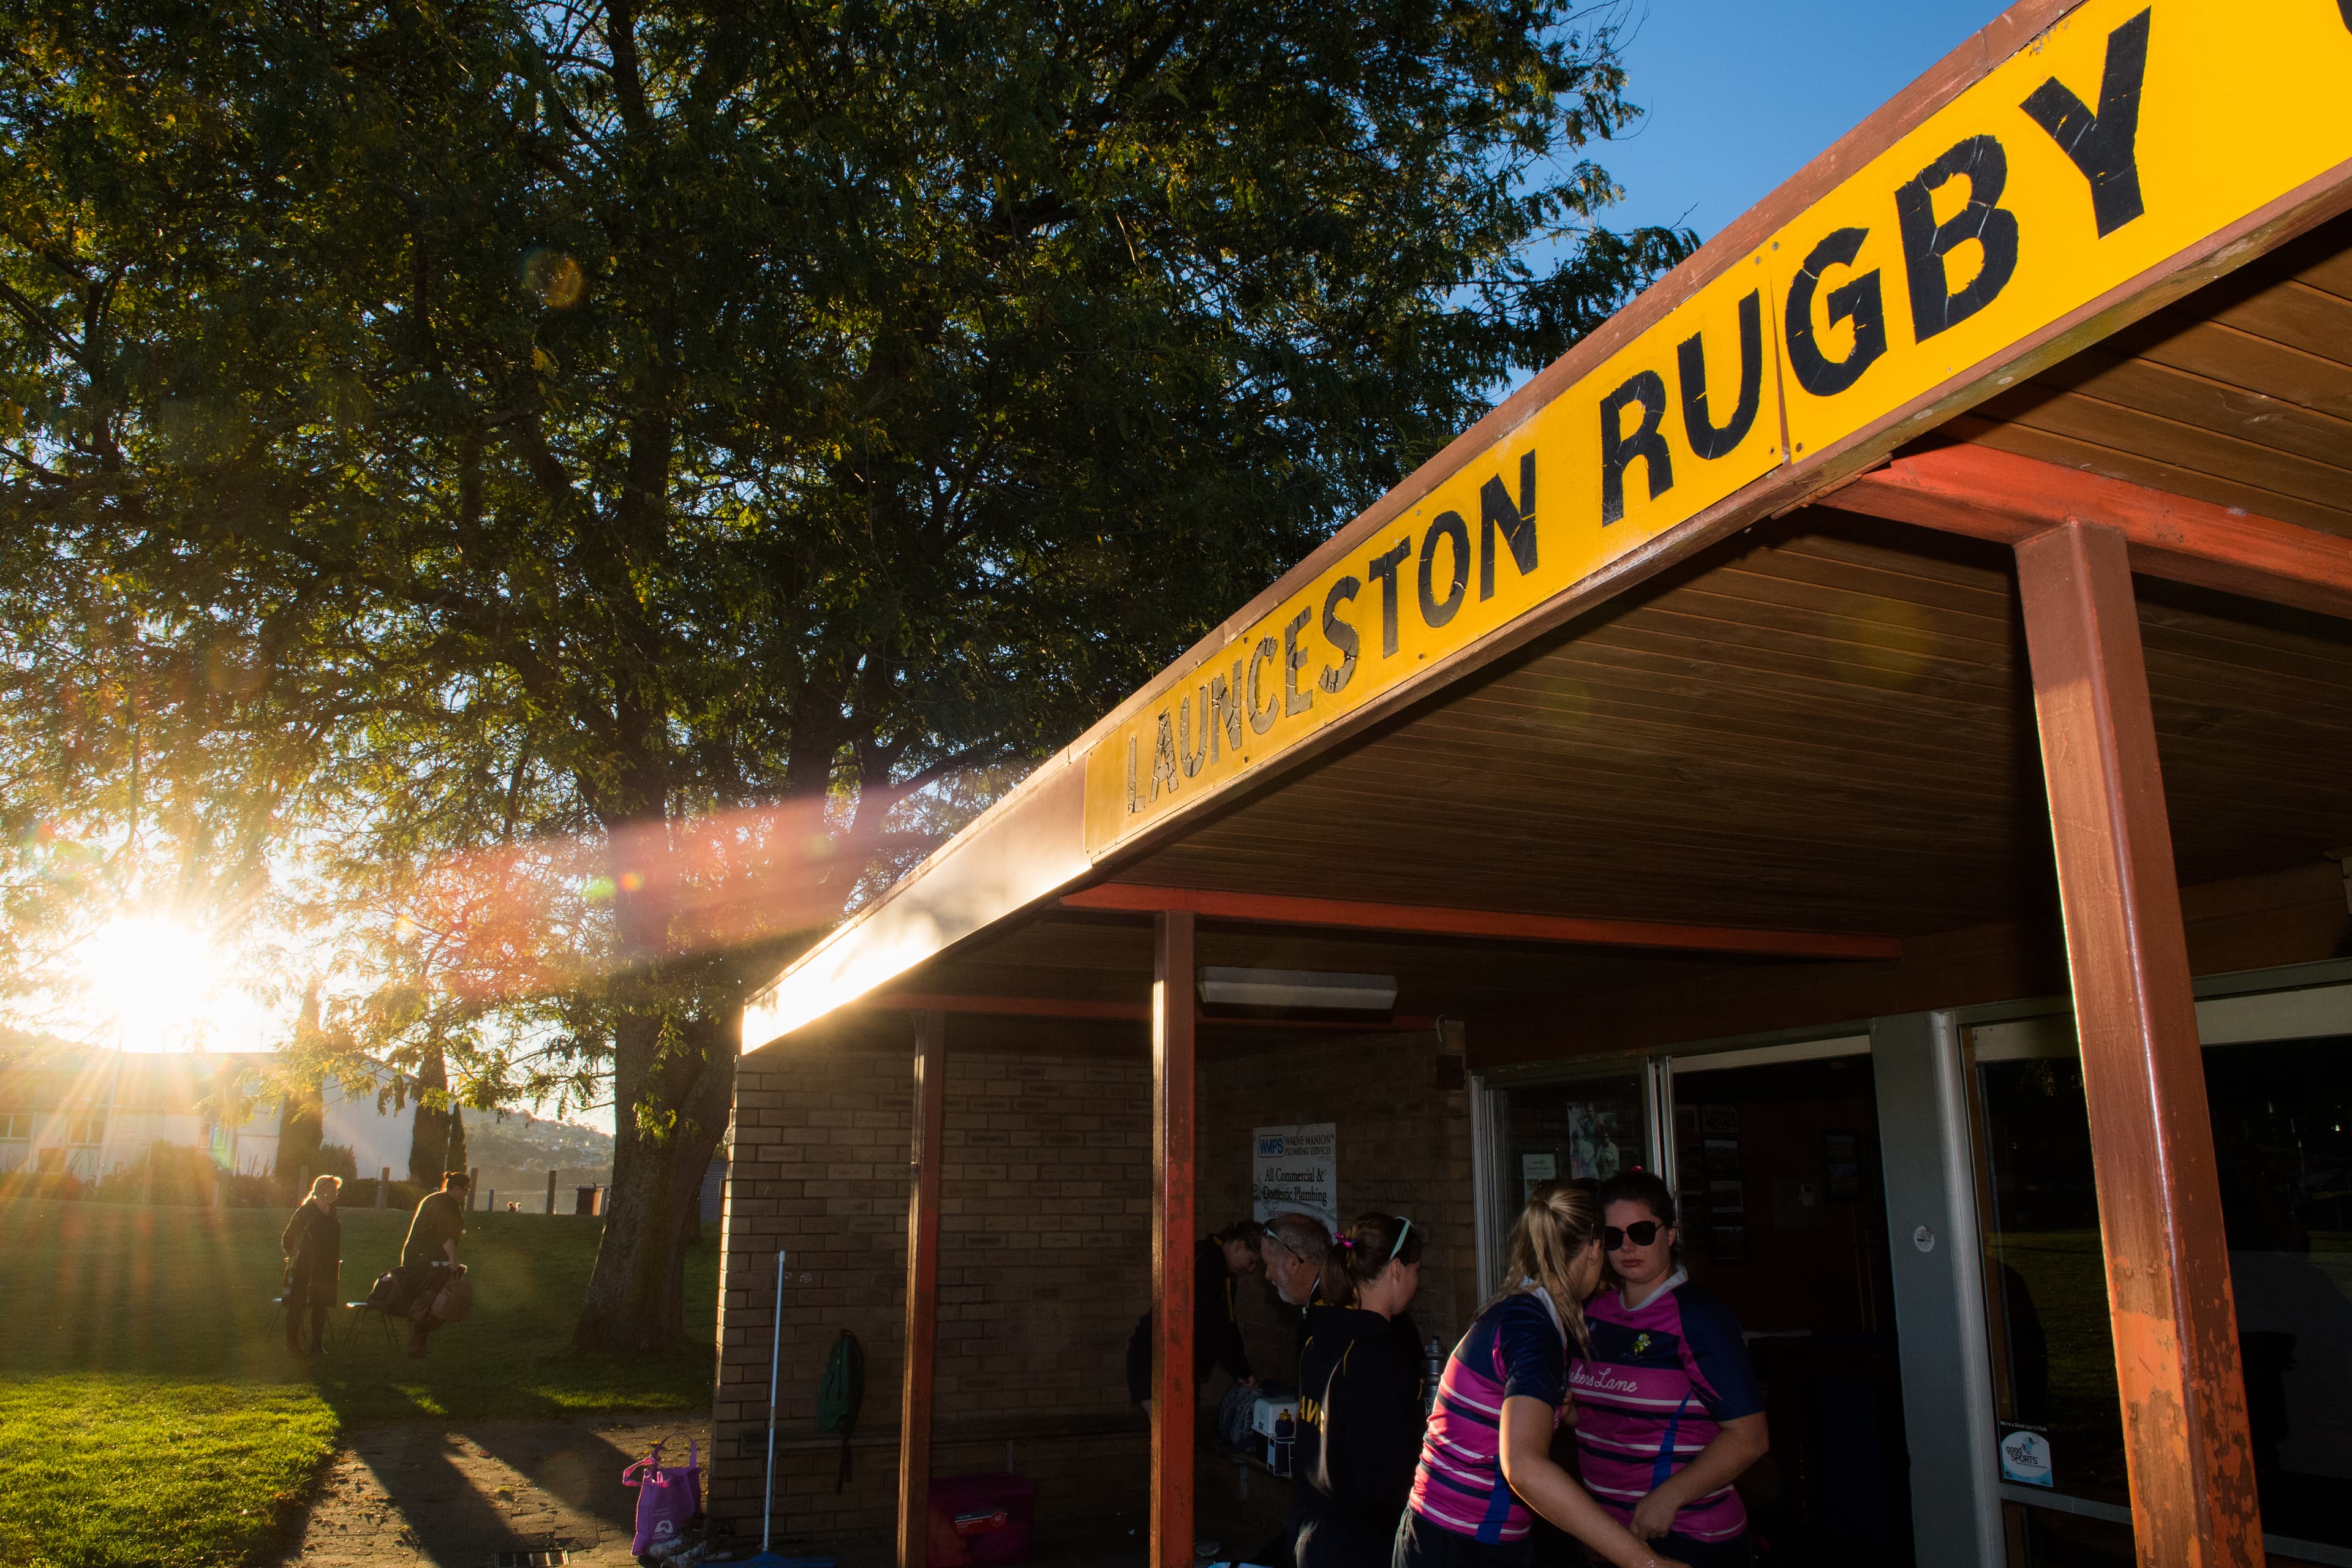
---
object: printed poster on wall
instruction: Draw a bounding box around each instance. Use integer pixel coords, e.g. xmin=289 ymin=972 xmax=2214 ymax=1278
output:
xmin=1521 ymin=1152 xmax=1557 ymax=1198
xmin=1253 ymin=1123 xmax=1338 ymax=1230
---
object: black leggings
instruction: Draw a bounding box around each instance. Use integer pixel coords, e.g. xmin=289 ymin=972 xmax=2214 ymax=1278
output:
xmin=286 ymin=1258 xmax=336 ymax=1350
xmin=1392 ymin=1510 xmax=1534 ymax=1568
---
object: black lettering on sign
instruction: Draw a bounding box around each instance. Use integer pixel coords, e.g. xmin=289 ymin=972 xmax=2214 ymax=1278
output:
xmin=1895 ymin=135 xmax=2021 ymax=341
xmin=1418 ymin=511 xmax=1471 ymax=627
xmin=2342 ymin=0 xmax=2351 ymax=31
xmin=1178 ymin=688 xmax=1210 ymax=777
xmin=2020 ymin=9 xmax=2151 ymax=238
xmin=1678 ymin=290 xmax=1764 ymax=459
xmin=1599 ymin=371 xmax=1672 ymax=526
xmin=1319 ymin=575 xmax=1362 ymax=694
xmin=1282 ymin=606 xmax=1314 ymax=716
xmin=1150 ymin=709 xmax=1180 ymax=800
xmin=1246 ymin=636 xmax=1280 ymax=734
xmin=1479 ymin=452 xmax=1537 ymax=600
xmin=1208 ymin=666 xmax=1240 ymax=758
xmin=1368 ymin=538 xmax=1411 ymax=657
xmin=1785 ymin=227 xmax=1888 ymax=397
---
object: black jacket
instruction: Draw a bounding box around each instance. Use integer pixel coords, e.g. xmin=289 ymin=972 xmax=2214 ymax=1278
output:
xmin=1296 ymin=1290 xmax=1423 ymax=1385
xmin=281 ymin=1199 xmax=341 ymax=1276
xmin=1294 ymin=1305 xmax=1423 ymax=1547
xmin=1125 ymin=1237 xmax=1254 ymax=1403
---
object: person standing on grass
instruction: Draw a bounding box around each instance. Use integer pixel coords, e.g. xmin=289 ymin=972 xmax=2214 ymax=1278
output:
xmin=398 ymin=1170 xmax=470 ymax=1359
xmin=281 ymin=1174 xmax=342 ymax=1355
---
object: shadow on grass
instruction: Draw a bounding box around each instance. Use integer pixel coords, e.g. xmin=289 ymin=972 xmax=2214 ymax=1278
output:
xmin=0 ymin=1199 xmax=718 ymax=1566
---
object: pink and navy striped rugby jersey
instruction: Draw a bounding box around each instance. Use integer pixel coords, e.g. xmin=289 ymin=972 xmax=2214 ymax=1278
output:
xmin=1570 ymin=1270 xmax=1763 ymax=1544
xmin=1404 ymin=1287 xmax=1567 ymax=1544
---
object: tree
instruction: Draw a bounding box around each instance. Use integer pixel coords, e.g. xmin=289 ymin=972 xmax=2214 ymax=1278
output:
xmin=0 ymin=0 xmax=1694 ymax=1349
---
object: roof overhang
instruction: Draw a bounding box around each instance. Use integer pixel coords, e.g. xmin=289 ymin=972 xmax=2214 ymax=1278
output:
xmin=745 ymin=0 xmax=2352 ymax=1051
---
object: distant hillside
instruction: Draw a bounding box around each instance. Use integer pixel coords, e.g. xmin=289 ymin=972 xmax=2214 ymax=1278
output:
xmin=462 ymin=1111 xmax=613 ymax=1171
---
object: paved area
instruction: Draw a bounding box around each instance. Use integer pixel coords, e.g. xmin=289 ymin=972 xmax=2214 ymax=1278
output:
xmin=274 ymin=1419 xmax=1287 ymax=1567
xmin=274 ymin=1415 xmax=712 ymax=1567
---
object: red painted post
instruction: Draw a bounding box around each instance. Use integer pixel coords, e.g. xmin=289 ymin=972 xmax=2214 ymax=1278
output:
xmin=897 ymin=1009 xmax=947 ymax=1568
xmin=1152 ymin=911 xmax=1197 ymax=1568
xmin=2016 ymin=521 xmax=2263 ymax=1568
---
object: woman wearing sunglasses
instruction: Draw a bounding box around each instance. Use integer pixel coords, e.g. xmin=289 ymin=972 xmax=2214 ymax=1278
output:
xmin=1397 ymin=1181 xmax=1686 ymax=1568
xmin=1291 ymin=1212 xmax=1425 ymax=1568
xmin=1571 ymin=1170 xmax=1768 ymax=1568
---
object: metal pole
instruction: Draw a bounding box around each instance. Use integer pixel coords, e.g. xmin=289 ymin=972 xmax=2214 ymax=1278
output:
xmin=764 ymin=1248 xmax=785 ymax=1554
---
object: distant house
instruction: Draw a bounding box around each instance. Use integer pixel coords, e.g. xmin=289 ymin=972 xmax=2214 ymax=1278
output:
xmin=0 ymin=1046 xmax=285 ymax=1180
xmin=0 ymin=1042 xmax=426 ymax=1183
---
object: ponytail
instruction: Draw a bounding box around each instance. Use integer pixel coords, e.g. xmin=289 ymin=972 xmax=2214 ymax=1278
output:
xmin=1499 ymin=1178 xmax=1602 ymax=1356
xmin=1317 ymin=1212 xmax=1422 ymax=1306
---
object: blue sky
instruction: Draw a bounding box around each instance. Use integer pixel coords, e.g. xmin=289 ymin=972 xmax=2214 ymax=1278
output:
xmin=1583 ymin=0 xmax=2007 ymax=242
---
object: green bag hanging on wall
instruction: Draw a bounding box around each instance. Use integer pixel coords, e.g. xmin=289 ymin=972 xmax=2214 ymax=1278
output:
xmin=816 ymin=1328 xmax=864 ymax=1493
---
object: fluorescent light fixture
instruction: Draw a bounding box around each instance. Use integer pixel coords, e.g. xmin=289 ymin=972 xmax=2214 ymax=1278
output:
xmin=1196 ymin=967 xmax=1398 ymax=1012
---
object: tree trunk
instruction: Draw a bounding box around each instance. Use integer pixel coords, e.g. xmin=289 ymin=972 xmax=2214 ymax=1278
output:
xmin=572 ymin=1006 xmax=736 ymax=1352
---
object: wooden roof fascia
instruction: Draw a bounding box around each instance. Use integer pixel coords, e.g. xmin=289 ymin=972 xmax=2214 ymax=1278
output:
xmin=1057 ymin=884 xmax=1902 ymax=960
xmin=744 ymin=0 xmax=2352 ymax=1054
xmin=849 ymin=991 xmax=1441 ymax=1033
xmin=1826 ymin=440 xmax=2352 ymax=622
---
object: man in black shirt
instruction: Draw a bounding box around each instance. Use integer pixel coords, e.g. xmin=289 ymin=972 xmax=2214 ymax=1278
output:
xmin=399 ymin=1171 xmax=470 ymax=1358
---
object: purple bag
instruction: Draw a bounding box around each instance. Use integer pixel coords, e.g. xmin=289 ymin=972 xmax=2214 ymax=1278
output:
xmin=622 ymin=1436 xmax=701 ymax=1555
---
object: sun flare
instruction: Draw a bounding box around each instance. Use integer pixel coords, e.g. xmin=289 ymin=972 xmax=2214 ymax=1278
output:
xmin=74 ymin=914 xmax=243 ymax=1050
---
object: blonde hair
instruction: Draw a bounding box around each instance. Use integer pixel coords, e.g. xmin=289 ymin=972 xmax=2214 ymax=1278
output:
xmin=309 ymin=1174 xmax=343 ymax=1201
xmin=1500 ymin=1179 xmax=1602 ymax=1356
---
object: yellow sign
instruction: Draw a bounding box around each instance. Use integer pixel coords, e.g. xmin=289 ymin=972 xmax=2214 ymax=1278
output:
xmin=1771 ymin=0 xmax=2352 ymax=453
xmin=1084 ymin=0 xmax=2352 ymax=854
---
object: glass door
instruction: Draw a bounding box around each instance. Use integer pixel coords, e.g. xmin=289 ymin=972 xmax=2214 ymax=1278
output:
xmin=1473 ymin=1062 xmax=1659 ymax=1298
xmin=1969 ymin=984 xmax=2352 ymax=1568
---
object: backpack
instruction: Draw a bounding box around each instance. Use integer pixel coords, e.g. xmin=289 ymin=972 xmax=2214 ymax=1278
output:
xmin=816 ymin=1329 xmax=864 ymax=1493
xmin=366 ymin=1270 xmax=409 ymax=1314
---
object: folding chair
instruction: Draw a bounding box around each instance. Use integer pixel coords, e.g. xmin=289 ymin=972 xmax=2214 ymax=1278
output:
xmin=341 ymin=1298 xmax=401 ymax=1351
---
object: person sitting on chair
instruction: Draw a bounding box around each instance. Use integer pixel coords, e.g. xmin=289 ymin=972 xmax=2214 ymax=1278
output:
xmin=398 ymin=1170 xmax=470 ymax=1359
xmin=281 ymin=1174 xmax=342 ymax=1355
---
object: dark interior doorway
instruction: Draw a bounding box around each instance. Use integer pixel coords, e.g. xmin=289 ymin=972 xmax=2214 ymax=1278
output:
xmin=1668 ymin=1052 xmax=1912 ymax=1568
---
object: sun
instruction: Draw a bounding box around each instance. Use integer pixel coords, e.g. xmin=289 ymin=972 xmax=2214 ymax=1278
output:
xmin=75 ymin=913 xmax=242 ymax=1050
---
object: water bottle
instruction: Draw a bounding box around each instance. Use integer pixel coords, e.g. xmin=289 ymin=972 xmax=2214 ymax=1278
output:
xmin=1273 ymin=1408 xmax=1294 ymax=1477
xmin=1424 ymin=1336 xmax=1444 ymax=1415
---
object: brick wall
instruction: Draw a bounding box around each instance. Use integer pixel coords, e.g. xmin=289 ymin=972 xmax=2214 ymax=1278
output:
xmin=708 ymin=1018 xmax=1479 ymax=1549
xmin=709 ymin=1027 xmax=1156 ymax=1548
xmin=1198 ymin=1022 xmax=1475 ymax=1392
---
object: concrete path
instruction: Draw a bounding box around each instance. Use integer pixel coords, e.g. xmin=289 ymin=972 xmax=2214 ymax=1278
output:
xmin=275 ymin=1415 xmax=711 ymax=1567
xmin=275 ymin=1415 xmax=1279 ymax=1566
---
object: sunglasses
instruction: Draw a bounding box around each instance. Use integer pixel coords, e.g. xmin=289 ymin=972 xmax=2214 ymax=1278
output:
xmin=1261 ymin=1224 xmax=1308 ymax=1262
xmin=1603 ymin=1221 xmax=1663 ymax=1251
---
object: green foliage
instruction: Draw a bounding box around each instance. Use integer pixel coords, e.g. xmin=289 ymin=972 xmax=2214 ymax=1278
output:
xmin=0 ymin=1199 xmax=719 ymax=1564
xmin=0 ymin=0 xmax=1694 ymax=1341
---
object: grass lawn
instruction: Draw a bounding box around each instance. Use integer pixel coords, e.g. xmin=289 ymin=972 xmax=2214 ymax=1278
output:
xmin=0 ymin=1199 xmax=719 ymax=1567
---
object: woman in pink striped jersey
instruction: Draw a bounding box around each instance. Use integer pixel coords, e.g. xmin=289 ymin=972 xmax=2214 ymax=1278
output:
xmin=1573 ymin=1170 xmax=1769 ymax=1568
xmin=1395 ymin=1180 xmax=1687 ymax=1568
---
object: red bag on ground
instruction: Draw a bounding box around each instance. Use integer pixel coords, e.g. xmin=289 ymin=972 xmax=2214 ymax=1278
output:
xmin=926 ymin=1473 xmax=1037 ymax=1566
xmin=622 ymin=1436 xmax=701 ymax=1555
